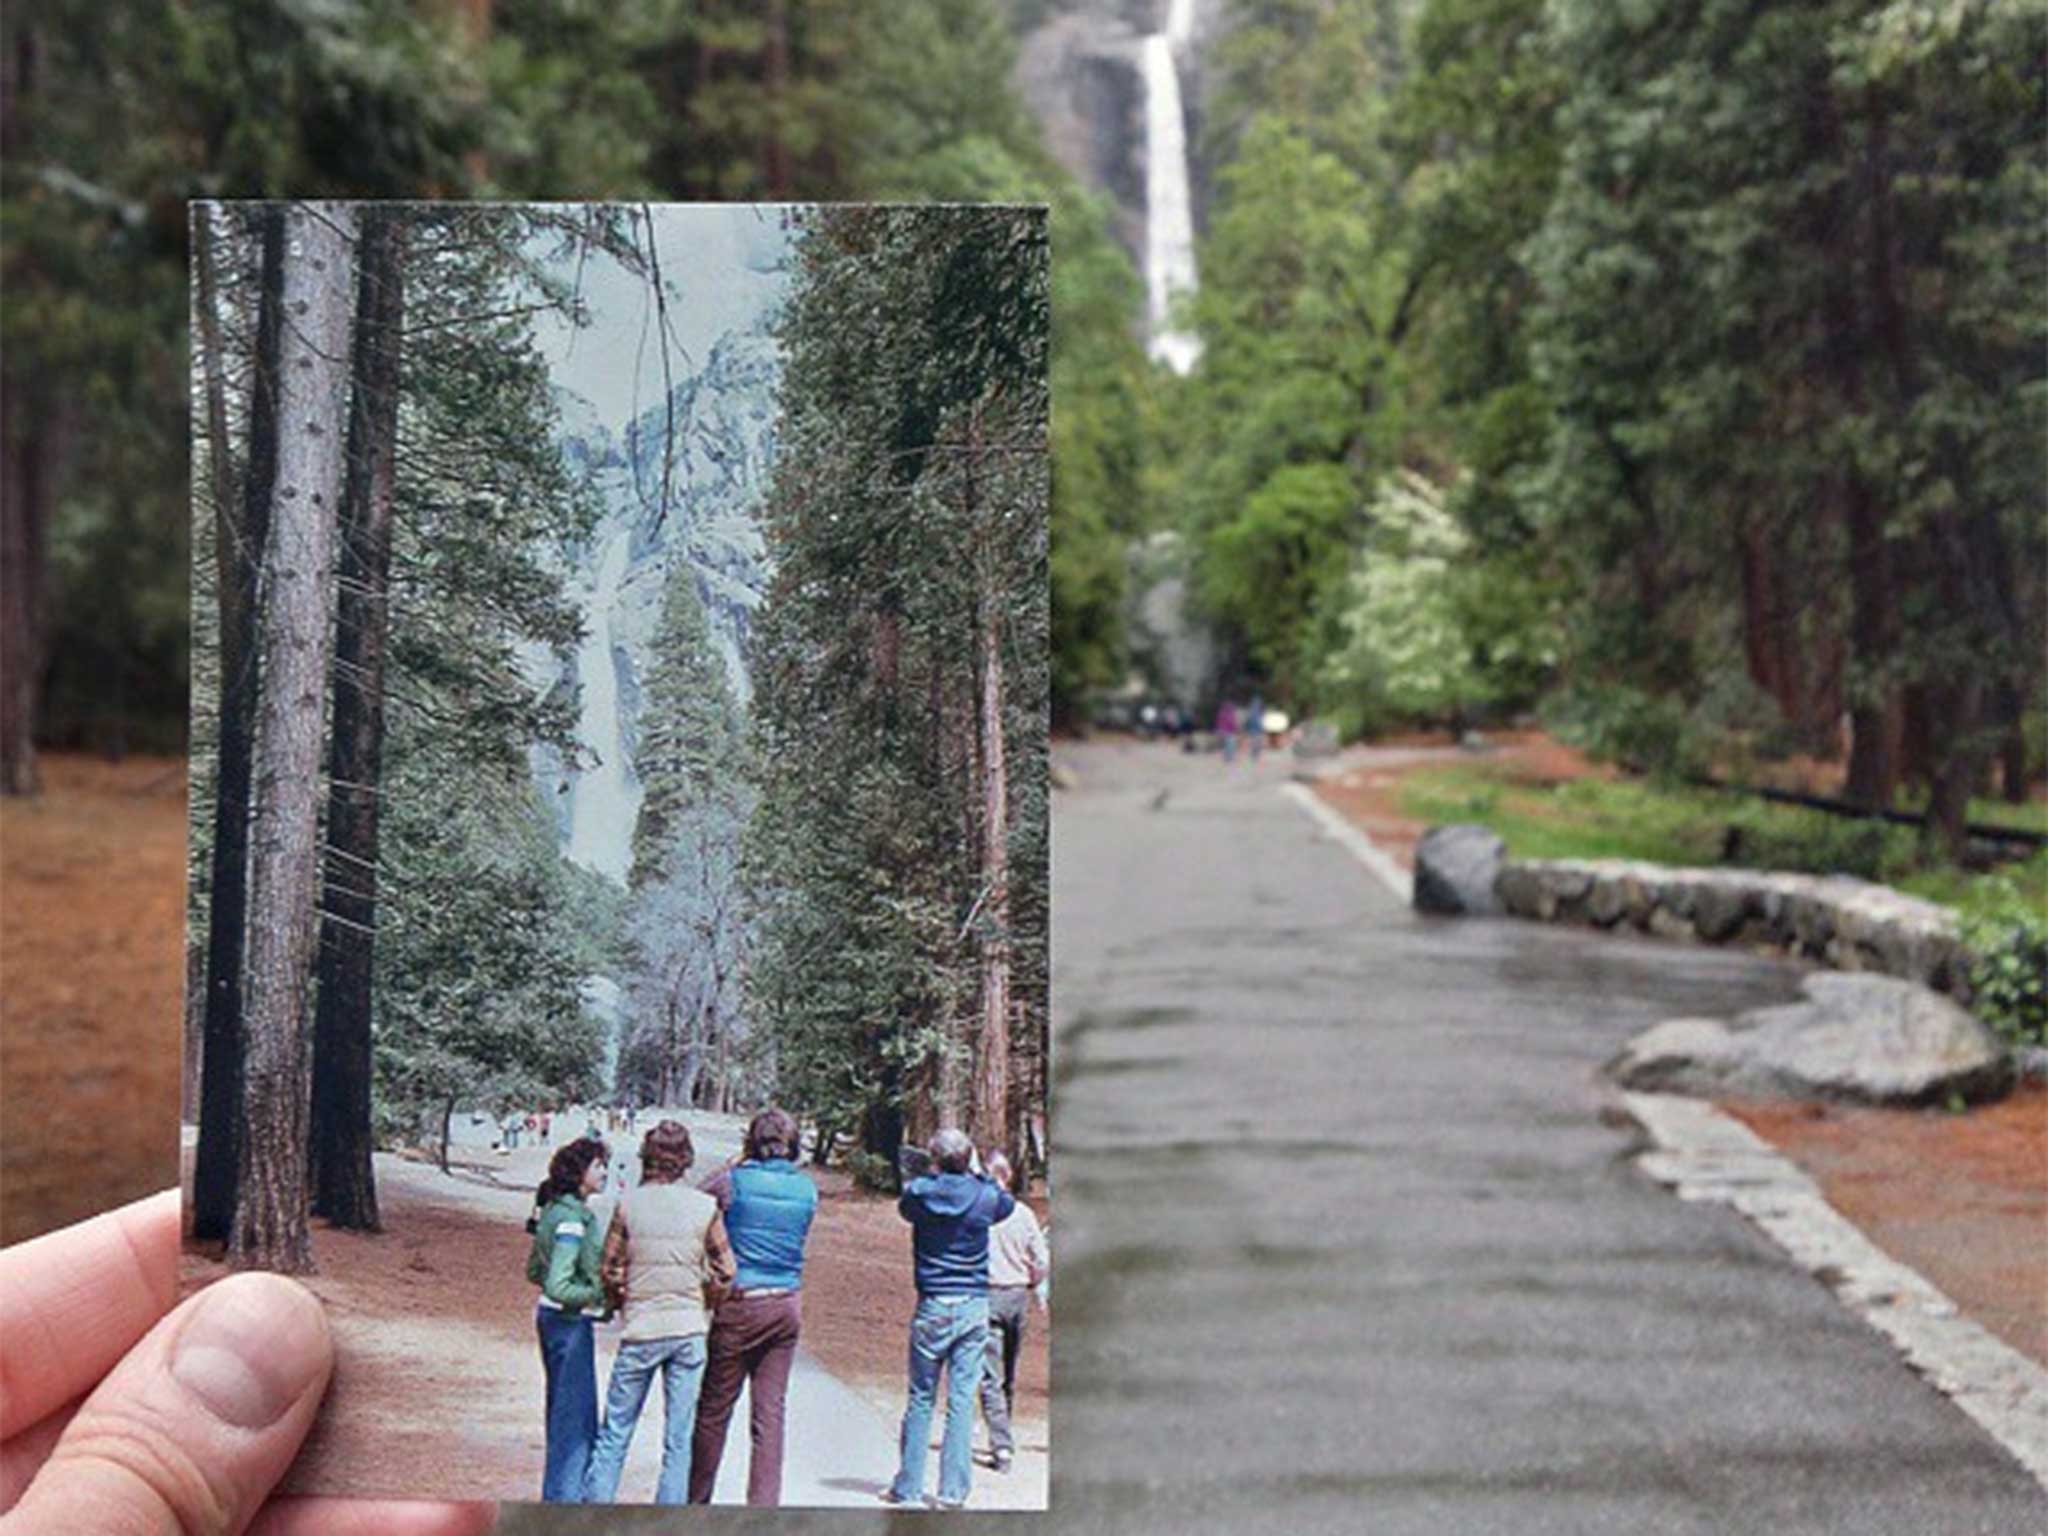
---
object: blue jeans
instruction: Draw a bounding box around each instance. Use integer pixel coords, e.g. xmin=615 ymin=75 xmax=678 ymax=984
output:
xmin=537 ymin=1307 xmax=596 ymax=1502
xmin=890 ymin=1294 xmax=989 ymax=1507
xmin=583 ymin=1333 xmax=707 ymax=1504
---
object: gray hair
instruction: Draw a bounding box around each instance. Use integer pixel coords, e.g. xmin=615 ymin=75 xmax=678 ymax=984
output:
xmin=929 ymin=1126 xmax=974 ymax=1174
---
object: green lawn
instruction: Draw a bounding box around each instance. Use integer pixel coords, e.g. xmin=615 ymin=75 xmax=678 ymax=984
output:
xmin=1394 ymin=763 xmax=2048 ymax=919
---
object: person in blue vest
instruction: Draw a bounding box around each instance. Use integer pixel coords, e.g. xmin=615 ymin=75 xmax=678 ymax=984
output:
xmin=881 ymin=1126 xmax=1015 ymax=1510
xmin=687 ymin=1107 xmax=819 ymax=1506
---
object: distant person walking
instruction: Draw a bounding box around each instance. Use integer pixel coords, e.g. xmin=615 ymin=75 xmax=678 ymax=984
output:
xmin=528 ymin=1136 xmax=611 ymax=1502
xmin=1246 ymin=690 xmax=1266 ymax=760
xmin=689 ymin=1107 xmax=819 ymax=1506
xmin=1215 ymin=699 xmax=1240 ymax=764
xmin=882 ymin=1127 xmax=1015 ymax=1510
xmin=583 ymin=1120 xmax=735 ymax=1504
xmin=976 ymin=1150 xmax=1048 ymax=1473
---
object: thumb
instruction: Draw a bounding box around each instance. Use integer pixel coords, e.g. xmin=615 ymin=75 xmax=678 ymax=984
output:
xmin=4 ymin=1273 xmax=333 ymax=1536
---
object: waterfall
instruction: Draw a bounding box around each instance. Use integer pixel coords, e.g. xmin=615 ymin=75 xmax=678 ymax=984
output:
xmin=566 ymin=527 xmax=640 ymax=883
xmin=1142 ymin=0 xmax=1201 ymax=373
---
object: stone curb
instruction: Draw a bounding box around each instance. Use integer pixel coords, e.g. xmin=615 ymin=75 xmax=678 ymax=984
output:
xmin=1496 ymin=857 xmax=1976 ymax=1002
xmin=1622 ymin=1091 xmax=2048 ymax=1493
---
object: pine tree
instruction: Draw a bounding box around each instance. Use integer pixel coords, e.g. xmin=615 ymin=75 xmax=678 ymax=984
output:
xmin=230 ymin=201 xmax=359 ymax=1275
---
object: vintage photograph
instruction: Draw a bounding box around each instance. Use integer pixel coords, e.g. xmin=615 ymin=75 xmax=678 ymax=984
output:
xmin=179 ymin=200 xmax=1050 ymax=1509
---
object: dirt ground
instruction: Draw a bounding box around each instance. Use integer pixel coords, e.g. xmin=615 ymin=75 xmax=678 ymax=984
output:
xmin=1313 ymin=730 xmax=2048 ymax=1371
xmin=1723 ymin=1089 xmax=2048 ymax=1367
xmin=1 ymin=753 xmax=187 ymax=1245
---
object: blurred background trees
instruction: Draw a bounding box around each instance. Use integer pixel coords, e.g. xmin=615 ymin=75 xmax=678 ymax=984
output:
xmin=3 ymin=0 xmax=2039 ymax=872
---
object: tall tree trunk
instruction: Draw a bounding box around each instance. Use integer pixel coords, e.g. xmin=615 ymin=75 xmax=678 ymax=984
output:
xmin=194 ymin=207 xmax=288 ymax=1244
xmin=0 ymin=386 xmax=50 ymax=796
xmin=230 ymin=202 xmax=358 ymax=1275
xmin=2000 ymin=681 xmax=2031 ymax=804
xmin=0 ymin=22 xmax=45 ymax=798
xmin=1923 ymin=677 xmax=1984 ymax=865
xmin=311 ymin=211 xmax=405 ymax=1231
xmin=968 ymin=412 xmax=1012 ymax=1164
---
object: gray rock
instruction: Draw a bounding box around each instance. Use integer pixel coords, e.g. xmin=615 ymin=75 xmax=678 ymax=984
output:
xmin=1609 ymin=973 xmax=2012 ymax=1107
xmin=1586 ymin=876 xmax=1629 ymax=928
xmin=1691 ymin=882 xmax=1751 ymax=942
xmin=1606 ymin=1017 xmax=1743 ymax=1095
xmin=1645 ymin=905 xmax=1696 ymax=942
xmin=1495 ymin=863 xmax=1546 ymax=919
xmin=1413 ymin=824 xmax=1505 ymax=916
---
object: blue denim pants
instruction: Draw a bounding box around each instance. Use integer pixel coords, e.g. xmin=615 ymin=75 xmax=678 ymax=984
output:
xmin=536 ymin=1307 xmax=596 ymax=1502
xmin=583 ymin=1332 xmax=708 ymax=1504
xmin=890 ymin=1293 xmax=990 ymax=1507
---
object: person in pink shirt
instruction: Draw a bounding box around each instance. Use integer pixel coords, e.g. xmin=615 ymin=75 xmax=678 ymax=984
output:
xmin=976 ymin=1150 xmax=1047 ymax=1473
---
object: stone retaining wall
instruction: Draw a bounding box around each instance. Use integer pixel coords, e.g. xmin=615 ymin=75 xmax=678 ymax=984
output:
xmin=1494 ymin=858 xmax=1976 ymax=1003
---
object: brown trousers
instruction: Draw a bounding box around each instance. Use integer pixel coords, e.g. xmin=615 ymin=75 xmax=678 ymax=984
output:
xmin=688 ymin=1291 xmax=801 ymax=1505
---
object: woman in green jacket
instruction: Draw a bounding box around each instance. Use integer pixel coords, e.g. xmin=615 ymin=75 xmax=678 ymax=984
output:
xmin=529 ymin=1136 xmax=610 ymax=1501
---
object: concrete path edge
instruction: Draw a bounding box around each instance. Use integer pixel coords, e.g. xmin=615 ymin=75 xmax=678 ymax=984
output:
xmin=1279 ymin=780 xmax=1413 ymax=904
xmin=1621 ymin=1091 xmax=2048 ymax=1493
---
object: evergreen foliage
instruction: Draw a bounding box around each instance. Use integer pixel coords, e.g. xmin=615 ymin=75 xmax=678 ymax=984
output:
xmin=747 ymin=205 xmax=1050 ymax=1173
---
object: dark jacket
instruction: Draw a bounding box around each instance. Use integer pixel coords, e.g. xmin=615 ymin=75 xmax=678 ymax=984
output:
xmin=898 ymin=1171 xmax=1016 ymax=1297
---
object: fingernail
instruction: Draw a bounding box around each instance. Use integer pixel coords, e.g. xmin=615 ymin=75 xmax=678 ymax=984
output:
xmin=169 ymin=1275 xmax=331 ymax=1428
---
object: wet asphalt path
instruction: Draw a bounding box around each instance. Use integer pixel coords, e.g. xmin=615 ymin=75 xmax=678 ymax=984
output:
xmin=1040 ymin=738 xmax=2044 ymax=1535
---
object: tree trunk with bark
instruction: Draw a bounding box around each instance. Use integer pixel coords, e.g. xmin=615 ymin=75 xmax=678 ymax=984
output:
xmin=311 ymin=210 xmax=405 ymax=1232
xmin=967 ymin=411 xmax=1012 ymax=1165
xmin=194 ymin=207 xmax=288 ymax=1244
xmin=230 ymin=202 xmax=358 ymax=1275
xmin=0 ymin=22 xmax=47 ymax=798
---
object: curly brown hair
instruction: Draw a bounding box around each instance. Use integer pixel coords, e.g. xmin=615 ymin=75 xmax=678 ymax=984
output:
xmin=536 ymin=1136 xmax=608 ymax=1208
xmin=639 ymin=1119 xmax=695 ymax=1183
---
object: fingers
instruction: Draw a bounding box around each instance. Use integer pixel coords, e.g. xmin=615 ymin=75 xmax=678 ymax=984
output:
xmin=0 ymin=1394 xmax=79 ymax=1510
xmin=248 ymin=1499 xmax=497 ymax=1536
xmin=2 ymin=1272 xmax=333 ymax=1536
xmin=0 ymin=1191 xmax=180 ymax=1440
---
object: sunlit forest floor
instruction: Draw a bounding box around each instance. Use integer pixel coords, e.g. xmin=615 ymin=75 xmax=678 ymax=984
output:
xmin=0 ymin=752 xmax=186 ymax=1245
xmin=1309 ymin=730 xmax=2047 ymax=1369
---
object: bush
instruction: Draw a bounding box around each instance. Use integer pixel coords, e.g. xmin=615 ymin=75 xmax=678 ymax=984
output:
xmin=1958 ymin=871 xmax=2048 ymax=1048
xmin=1718 ymin=815 xmax=1904 ymax=883
xmin=1539 ymin=683 xmax=1706 ymax=780
xmin=847 ymin=1150 xmax=898 ymax=1194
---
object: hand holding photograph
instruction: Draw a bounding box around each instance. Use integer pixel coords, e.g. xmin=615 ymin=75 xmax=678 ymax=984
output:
xmin=181 ymin=200 xmax=1050 ymax=1510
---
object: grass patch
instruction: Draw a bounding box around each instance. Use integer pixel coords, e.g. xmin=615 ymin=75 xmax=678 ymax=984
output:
xmin=1396 ymin=763 xmax=2047 ymax=911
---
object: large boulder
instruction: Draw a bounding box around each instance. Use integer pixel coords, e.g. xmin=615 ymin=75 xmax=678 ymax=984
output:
xmin=1607 ymin=972 xmax=2013 ymax=1107
xmin=1413 ymin=824 xmax=1506 ymax=916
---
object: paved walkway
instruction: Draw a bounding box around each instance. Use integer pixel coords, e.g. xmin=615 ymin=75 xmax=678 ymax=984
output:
xmin=1035 ymin=739 xmax=2043 ymax=1535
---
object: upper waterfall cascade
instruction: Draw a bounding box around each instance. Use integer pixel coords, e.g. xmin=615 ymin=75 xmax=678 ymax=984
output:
xmin=1143 ymin=0 xmax=1202 ymax=373
xmin=565 ymin=527 xmax=639 ymax=883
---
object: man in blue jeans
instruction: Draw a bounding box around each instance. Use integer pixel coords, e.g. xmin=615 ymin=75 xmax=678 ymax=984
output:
xmin=882 ymin=1126 xmax=1015 ymax=1510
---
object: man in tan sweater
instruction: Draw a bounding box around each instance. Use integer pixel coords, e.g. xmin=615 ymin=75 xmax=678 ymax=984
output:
xmin=977 ymin=1150 xmax=1048 ymax=1473
xmin=583 ymin=1120 xmax=735 ymax=1504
